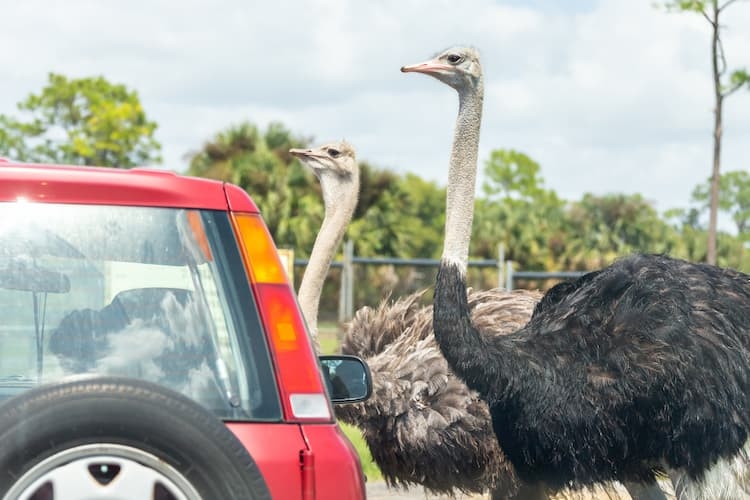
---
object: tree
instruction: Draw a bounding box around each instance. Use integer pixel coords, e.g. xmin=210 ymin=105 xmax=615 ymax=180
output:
xmin=187 ymin=121 xmax=313 ymax=250
xmin=662 ymin=0 xmax=750 ymax=264
xmin=561 ymin=193 xmax=683 ymax=269
xmin=477 ymin=149 xmax=565 ymax=270
xmin=482 ymin=149 xmax=547 ymax=202
xmin=692 ymin=170 xmax=750 ymax=238
xmin=346 ymin=169 xmax=444 ymax=259
xmin=0 ymin=73 xmax=161 ymax=167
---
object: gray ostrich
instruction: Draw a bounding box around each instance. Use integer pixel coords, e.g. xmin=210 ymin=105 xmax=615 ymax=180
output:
xmin=292 ymin=141 xmax=359 ymax=355
xmin=407 ymin=45 xmax=750 ymax=500
xmin=338 ymin=288 xmax=543 ymax=498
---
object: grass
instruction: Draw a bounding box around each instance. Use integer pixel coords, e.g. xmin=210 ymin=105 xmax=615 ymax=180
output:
xmin=340 ymin=422 xmax=383 ymax=481
xmin=316 ymin=321 xmax=342 ymax=356
xmin=318 ymin=329 xmax=340 ymax=357
xmin=318 ymin=322 xmax=383 ymax=482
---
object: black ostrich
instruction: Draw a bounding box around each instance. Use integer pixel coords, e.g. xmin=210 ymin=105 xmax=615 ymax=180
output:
xmin=403 ymin=47 xmax=750 ymax=499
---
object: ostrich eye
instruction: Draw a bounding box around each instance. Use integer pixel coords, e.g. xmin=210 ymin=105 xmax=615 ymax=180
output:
xmin=327 ymin=148 xmax=341 ymax=158
xmin=446 ymin=54 xmax=462 ymax=64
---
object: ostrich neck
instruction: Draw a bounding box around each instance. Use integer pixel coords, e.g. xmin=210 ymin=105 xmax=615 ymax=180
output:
xmin=298 ymin=196 xmax=354 ymax=345
xmin=434 ymin=78 xmax=512 ymax=400
xmin=442 ymin=85 xmax=483 ymax=273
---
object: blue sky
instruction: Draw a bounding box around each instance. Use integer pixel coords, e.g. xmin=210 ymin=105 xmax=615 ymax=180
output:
xmin=2 ymin=0 xmax=749 ymax=228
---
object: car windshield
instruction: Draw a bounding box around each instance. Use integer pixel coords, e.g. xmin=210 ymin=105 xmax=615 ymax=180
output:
xmin=0 ymin=201 xmax=281 ymax=421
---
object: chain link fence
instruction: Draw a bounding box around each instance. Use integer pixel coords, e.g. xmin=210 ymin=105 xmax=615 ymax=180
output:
xmin=290 ymin=242 xmax=587 ymax=326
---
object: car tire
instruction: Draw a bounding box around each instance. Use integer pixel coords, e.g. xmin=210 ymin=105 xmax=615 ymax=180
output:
xmin=0 ymin=376 xmax=271 ymax=500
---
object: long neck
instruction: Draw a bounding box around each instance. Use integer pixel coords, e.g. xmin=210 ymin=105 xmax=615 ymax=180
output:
xmin=298 ymin=183 xmax=356 ymax=352
xmin=434 ymin=79 xmax=498 ymax=392
xmin=441 ymin=84 xmax=483 ymax=273
xmin=434 ymin=260 xmax=509 ymax=400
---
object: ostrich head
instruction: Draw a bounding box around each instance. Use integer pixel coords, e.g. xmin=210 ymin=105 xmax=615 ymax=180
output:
xmin=402 ymin=46 xmax=483 ymax=272
xmin=400 ymin=46 xmax=482 ymax=93
xmin=291 ymin=140 xmax=359 ymax=349
xmin=290 ymin=141 xmax=359 ymax=212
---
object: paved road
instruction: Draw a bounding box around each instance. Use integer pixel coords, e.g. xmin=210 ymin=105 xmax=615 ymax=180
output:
xmin=366 ymin=481 xmax=484 ymax=499
xmin=366 ymin=479 xmax=676 ymax=499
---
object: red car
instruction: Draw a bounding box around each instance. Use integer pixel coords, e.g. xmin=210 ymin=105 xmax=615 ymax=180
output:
xmin=0 ymin=160 xmax=371 ymax=500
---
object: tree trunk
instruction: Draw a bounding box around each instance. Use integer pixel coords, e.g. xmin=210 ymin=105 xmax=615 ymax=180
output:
xmin=707 ymin=0 xmax=722 ymax=265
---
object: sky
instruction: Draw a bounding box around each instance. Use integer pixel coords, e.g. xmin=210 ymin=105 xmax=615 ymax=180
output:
xmin=2 ymin=0 xmax=749 ymax=227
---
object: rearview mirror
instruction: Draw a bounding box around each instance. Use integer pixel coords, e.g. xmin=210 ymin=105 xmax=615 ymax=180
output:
xmin=319 ymin=355 xmax=372 ymax=404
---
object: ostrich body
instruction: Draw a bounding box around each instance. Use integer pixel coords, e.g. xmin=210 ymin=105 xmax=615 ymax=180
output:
xmin=337 ymin=288 xmax=542 ymax=498
xmin=339 ymin=281 xmax=670 ymax=499
xmin=410 ymin=46 xmax=750 ymax=499
xmin=291 ymin=141 xmax=359 ymax=353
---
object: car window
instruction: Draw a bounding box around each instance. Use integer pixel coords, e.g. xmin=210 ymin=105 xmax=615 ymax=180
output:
xmin=0 ymin=202 xmax=281 ymax=421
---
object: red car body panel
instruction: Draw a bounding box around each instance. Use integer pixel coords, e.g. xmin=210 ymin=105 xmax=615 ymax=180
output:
xmin=0 ymin=162 xmax=365 ymax=500
xmin=226 ymin=422 xmax=367 ymax=500
xmin=0 ymin=163 xmax=259 ymax=212
xmin=300 ymin=424 xmax=369 ymax=499
xmin=226 ymin=423 xmax=306 ymax=498
xmin=224 ymin=181 xmax=261 ymax=212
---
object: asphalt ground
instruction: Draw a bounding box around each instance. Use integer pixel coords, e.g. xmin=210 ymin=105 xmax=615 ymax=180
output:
xmin=365 ymin=479 xmax=677 ymax=499
xmin=365 ymin=481 xmax=484 ymax=499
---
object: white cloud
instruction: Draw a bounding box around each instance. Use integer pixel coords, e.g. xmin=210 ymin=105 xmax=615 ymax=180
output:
xmin=1 ymin=0 xmax=749 ymax=227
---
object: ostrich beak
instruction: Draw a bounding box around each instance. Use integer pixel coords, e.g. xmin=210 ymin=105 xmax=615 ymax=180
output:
xmin=290 ymin=148 xmax=327 ymax=166
xmin=289 ymin=148 xmax=312 ymax=158
xmin=400 ymin=60 xmax=451 ymax=74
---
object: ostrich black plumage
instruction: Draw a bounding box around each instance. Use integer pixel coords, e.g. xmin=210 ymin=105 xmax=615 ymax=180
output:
xmin=408 ymin=44 xmax=750 ymax=499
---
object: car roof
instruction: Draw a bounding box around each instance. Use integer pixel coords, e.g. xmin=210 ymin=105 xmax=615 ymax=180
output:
xmin=0 ymin=162 xmax=258 ymax=212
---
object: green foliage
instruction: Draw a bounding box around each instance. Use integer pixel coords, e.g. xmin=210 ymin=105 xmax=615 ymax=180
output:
xmin=345 ymin=164 xmax=402 ymax=257
xmin=662 ymin=0 xmax=707 ymax=12
xmin=692 ymin=170 xmax=750 ymax=237
xmin=187 ymin=121 xmax=318 ymax=253
xmin=561 ymin=193 xmax=684 ymax=269
xmin=658 ymin=0 xmax=748 ymax=264
xmin=186 ymin=120 xmax=750 ymax=288
xmin=349 ymin=172 xmax=445 ymax=258
xmin=0 ymin=73 xmax=160 ymax=167
xmin=729 ymin=68 xmax=750 ymax=91
xmin=188 ymin=123 xmax=448 ymax=262
xmin=482 ymin=149 xmax=547 ymax=201
xmin=475 ymin=149 xmax=565 ymax=269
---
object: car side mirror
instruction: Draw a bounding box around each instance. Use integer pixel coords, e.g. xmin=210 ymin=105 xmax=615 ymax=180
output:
xmin=319 ymin=355 xmax=372 ymax=404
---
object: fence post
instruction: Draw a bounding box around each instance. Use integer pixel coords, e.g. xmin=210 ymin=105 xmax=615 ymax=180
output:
xmin=505 ymin=260 xmax=514 ymax=290
xmin=339 ymin=240 xmax=354 ymax=323
xmin=497 ymin=242 xmax=505 ymax=289
xmin=345 ymin=240 xmax=354 ymax=321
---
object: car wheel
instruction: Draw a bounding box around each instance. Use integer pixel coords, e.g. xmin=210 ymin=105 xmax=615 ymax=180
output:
xmin=0 ymin=376 xmax=271 ymax=500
